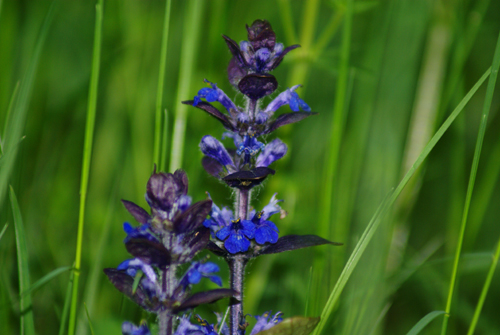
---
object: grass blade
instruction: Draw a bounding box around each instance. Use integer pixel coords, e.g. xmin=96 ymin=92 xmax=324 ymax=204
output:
xmin=169 ymin=0 xmax=205 ymax=171
xmin=467 ymin=236 xmax=500 ymax=335
xmin=1 ymin=81 xmax=20 ymax=156
xmin=21 ymin=266 xmax=72 ymax=298
xmin=83 ymin=303 xmax=96 ymax=335
xmin=0 ymin=4 xmax=55 ymax=208
xmin=153 ymin=0 xmax=172 ymax=171
xmin=313 ymin=68 xmax=491 ymax=335
xmin=10 ymin=186 xmax=35 ymax=335
xmin=406 ymin=311 xmax=446 ymax=335
xmin=59 ymin=268 xmax=74 ymax=335
xmin=441 ymin=29 xmax=500 ymax=335
xmin=68 ymin=1 xmax=104 ymax=334
xmin=0 ymin=223 xmax=7 ymax=242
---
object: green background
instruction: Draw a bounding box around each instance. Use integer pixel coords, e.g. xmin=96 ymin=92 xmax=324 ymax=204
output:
xmin=1 ymin=0 xmax=500 ymax=334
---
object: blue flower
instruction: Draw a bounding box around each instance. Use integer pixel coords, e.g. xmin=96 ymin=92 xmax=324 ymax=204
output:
xmin=223 ymin=133 xmax=264 ymax=165
xmin=180 ymin=261 xmax=222 ymax=289
xmin=122 ymin=321 xmax=151 ymax=335
xmin=249 ymin=194 xmax=282 ymax=245
xmin=200 ymin=135 xmax=236 ymax=169
xmin=216 ymin=218 xmax=256 ymax=254
xmin=203 ymin=199 xmax=235 ymax=236
xmin=255 ymin=139 xmax=288 ymax=168
xmin=263 ymin=85 xmax=311 ymax=117
xmin=193 ymin=79 xmax=239 ymax=113
xmin=123 ymin=222 xmax=157 ymax=243
xmin=250 ymin=311 xmax=283 ymax=335
xmin=174 ymin=316 xmax=219 ymax=335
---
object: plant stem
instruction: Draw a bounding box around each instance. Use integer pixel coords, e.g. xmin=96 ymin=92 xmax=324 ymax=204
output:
xmin=228 ymin=255 xmax=247 ymax=335
xmin=159 ymin=264 xmax=177 ymax=335
xmin=227 ymin=188 xmax=250 ymax=335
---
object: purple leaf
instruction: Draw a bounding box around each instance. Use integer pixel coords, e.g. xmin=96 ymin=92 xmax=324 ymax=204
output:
xmin=223 ymin=167 xmax=275 ymax=190
xmin=103 ymin=268 xmax=159 ymax=312
xmin=258 ymin=234 xmax=342 ymax=255
xmin=125 ymin=238 xmax=171 ymax=268
xmin=266 ymin=112 xmax=317 ymax=134
xmin=201 ymin=156 xmax=224 ymax=178
xmin=174 ymin=288 xmax=238 ymax=313
xmin=121 ymin=200 xmax=150 ymax=224
xmin=206 ymin=241 xmax=227 ymax=257
xmin=173 ymin=199 xmax=212 ymax=234
xmin=183 ymin=226 xmax=211 ymax=257
xmin=182 ymin=100 xmax=236 ymax=131
xmin=268 ymin=44 xmax=300 ymax=71
xmin=222 ymin=35 xmax=248 ymax=67
xmin=238 ymin=74 xmax=278 ymax=100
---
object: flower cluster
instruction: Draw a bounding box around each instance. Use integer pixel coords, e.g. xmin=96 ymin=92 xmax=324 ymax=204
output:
xmin=105 ymin=171 xmax=235 ymax=333
xmin=181 ymin=19 xmax=339 ymax=335
xmin=106 ymin=19 xmax=340 ymax=335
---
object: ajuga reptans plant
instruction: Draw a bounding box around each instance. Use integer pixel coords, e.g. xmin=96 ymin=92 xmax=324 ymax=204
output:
xmin=105 ymin=19 xmax=341 ymax=335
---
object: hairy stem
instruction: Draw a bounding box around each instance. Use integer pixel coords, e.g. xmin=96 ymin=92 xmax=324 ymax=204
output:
xmin=228 ymin=255 xmax=247 ymax=335
xmin=227 ymin=188 xmax=250 ymax=335
xmin=159 ymin=264 xmax=177 ymax=335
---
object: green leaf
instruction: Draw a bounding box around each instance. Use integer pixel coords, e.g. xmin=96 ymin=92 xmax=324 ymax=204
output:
xmin=255 ymin=316 xmax=320 ymax=335
xmin=132 ymin=269 xmax=144 ymax=295
xmin=0 ymin=223 xmax=8 ymax=242
xmin=83 ymin=303 xmax=96 ymax=335
xmin=21 ymin=266 xmax=72 ymax=297
xmin=11 ymin=186 xmax=35 ymax=335
xmin=406 ymin=311 xmax=446 ymax=335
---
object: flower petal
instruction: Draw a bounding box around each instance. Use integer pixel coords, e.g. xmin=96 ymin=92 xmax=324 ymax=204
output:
xmin=256 ymin=139 xmax=288 ymax=168
xmin=200 ymin=135 xmax=235 ymax=168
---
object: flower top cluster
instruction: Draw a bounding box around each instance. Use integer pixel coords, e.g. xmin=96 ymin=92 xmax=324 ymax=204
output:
xmin=104 ymin=170 xmax=235 ymax=325
xmin=184 ymin=20 xmax=316 ymax=192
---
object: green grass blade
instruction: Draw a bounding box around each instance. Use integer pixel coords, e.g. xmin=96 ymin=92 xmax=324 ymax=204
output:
xmin=153 ymin=0 xmax=172 ymax=171
xmin=313 ymin=68 xmax=490 ymax=335
xmin=0 ymin=4 xmax=55 ymax=208
xmin=169 ymin=0 xmax=205 ymax=171
xmin=0 ymin=223 xmax=7 ymax=242
xmin=1 ymin=81 xmax=20 ymax=156
xmin=68 ymin=1 xmax=104 ymax=334
xmin=21 ymin=266 xmax=72 ymax=298
xmin=406 ymin=311 xmax=446 ymax=335
xmin=318 ymin=0 xmax=353 ymax=241
xmin=10 ymin=186 xmax=35 ymax=335
xmin=59 ymin=268 xmax=74 ymax=335
xmin=441 ymin=29 xmax=500 ymax=335
xmin=83 ymin=303 xmax=96 ymax=335
xmin=467 ymin=236 xmax=500 ymax=335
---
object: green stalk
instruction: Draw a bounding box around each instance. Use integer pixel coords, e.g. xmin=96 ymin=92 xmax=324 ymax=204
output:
xmin=466 ymin=236 xmax=500 ymax=335
xmin=440 ymin=29 xmax=500 ymax=335
xmin=169 ymin=0 xmax=205 ymax=171
xmin=68 ymin=1 xmax=103 ymax=334
xmin=10 ymin=187 xmax=35 ymax=335
xmin=153 ymin=0 xmax=172 ymax=171
xmin=287 ymin=0 xmax=320 ymax=88
xmin=313 ymin=68 xmax=490 ymax=335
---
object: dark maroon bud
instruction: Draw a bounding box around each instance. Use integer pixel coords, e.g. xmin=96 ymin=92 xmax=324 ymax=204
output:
xmin=238 ymin=74 xmax=278 ymax=100
xmin=246 ymin=19 xmax=276 ymax=51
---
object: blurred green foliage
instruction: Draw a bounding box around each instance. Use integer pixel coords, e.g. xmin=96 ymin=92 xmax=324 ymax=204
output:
xmin=1 ymin=0 xmax=500 ymax=334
